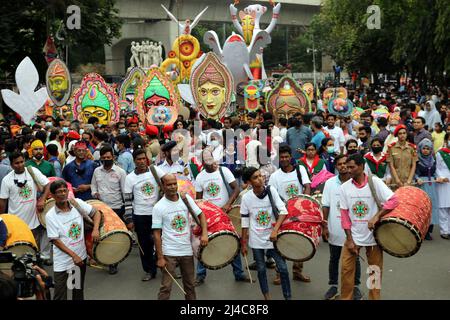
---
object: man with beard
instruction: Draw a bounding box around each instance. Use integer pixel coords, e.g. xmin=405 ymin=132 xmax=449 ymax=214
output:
xmin=26 ymin=140 xmax=56 ymax=178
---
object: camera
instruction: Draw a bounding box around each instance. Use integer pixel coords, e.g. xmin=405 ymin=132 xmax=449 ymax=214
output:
xmin=0 ymin=251 xmax=50 ymax=298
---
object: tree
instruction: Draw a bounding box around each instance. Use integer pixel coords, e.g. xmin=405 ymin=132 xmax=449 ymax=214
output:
xmin=0 ymin=0 xmax=122 ymax=82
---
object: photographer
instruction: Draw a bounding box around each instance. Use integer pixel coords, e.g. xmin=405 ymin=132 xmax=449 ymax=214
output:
xmin=45 ymin=179 xmax=101 ymax=300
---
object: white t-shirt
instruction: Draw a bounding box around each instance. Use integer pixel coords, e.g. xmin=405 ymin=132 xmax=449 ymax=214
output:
xmin=0 ymin=168 xmax=50 ymax=229
xmin=321 ymin=176 xmax=346 ymax=246
xmin=195 ymin=167 xmax=235 ymax=208
xmin=124 ymin=167 xmax=164 ymax=215
xmin=240 ymin=186 xmax=287 ymax=249
xmin=152 ymin=194 xmax=201 ymax=256
xmin=46 ymin=199 xmax=94 ymax=272
xmin=326 ymin=126 xmax=345 ymax=154
xmin=339 ymin=176 xmax=394 ymax=246
xmin=268 ymin=167 xmax=311 ymax=201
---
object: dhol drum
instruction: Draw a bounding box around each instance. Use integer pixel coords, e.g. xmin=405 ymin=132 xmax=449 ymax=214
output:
xmin=39 ymin=179 xmax=75 ymax=229
xmin=176 ymin=174 xmax=196 ymax=199
xmin=228 ymin=188 xmax=251 ymax=237
xmin=374 ymin=186 xmax=432 ymax=258
xmin=85 ymin=200 xmax=132 ymax=266
xmin=274 ymin=195 xmax=323 ymax=262
xmin=192 ymin=200 xmax=240 ymax=270
xmin=0 ymin=214 xmax=38 ymax=271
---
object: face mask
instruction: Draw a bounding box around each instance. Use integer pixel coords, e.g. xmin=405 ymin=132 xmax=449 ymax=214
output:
xmin=210 ymin=140 xmax=219 ymax=148
xmin=372 ymin=146 xmax=383 ymax=154
xmin=101 ymin=159 xmax=114 ymax=167
xmin=389 ymin=127 xmax=395 ymax=133
xmin=45 ymin=122 xmax=53 ymax=127
xmin=119 ymin=128 xmax=127 ymax=134
xmin=79 ymin=129 xmax=85 ymax=135
xmin=327 ymin=146 xmax=335 ymax=154
xmin=139 ymin=126 xmax=144 ymax=132
xmin=347 ymin=149 xmax=357 ymax=155
xmin=62 ymin=127 xmax=69 ymax=134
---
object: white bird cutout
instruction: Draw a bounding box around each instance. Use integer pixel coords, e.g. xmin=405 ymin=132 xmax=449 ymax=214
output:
xmin=1 ymin=57 xmax=48 ymax=124
xmin=161 ymin=4 xmax=208 ymax=35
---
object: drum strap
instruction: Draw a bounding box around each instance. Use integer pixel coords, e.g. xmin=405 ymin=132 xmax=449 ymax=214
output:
xmin=149 ymin=165 xmax=163 ymax=198
xmin=26 ymin=166 xmax=44 ymax=193
xmin=295 ymin=165 xmax=303 ymax=190
xmin=266 ymin=186 xmax=280 ymax=220
xmin=367 ymin=173 xmax=382 ymax=210
xmin=68 ymin=199 xmax=100 ymax=233
xmin=181 ymin=196 xmax=202 ymax=228
xmin=218 ymin=166 xmax=232 ymax=197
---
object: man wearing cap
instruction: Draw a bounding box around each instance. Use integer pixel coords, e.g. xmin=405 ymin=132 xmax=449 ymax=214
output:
xmin=126 ymin=116 xmax=140 ymax=140
xmin=26 ymin=140 xmax=56 ymax=178
xmin=62 ymin=141 xmax=98 ymax=201
xmin=81 ymin=85 xmax=112 ymax=126
xmin=158 ymin=141 xmax=191 ymax=180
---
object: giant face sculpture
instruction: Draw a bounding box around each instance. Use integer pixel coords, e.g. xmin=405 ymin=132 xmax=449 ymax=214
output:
xmin=135 ymin=68 xmax=181 ymax=125
xmin=323 ymin=87 xmax=347 ymax=106
xmin=190 ymin=53 xmax=233 ymax=120
xmin=72 ymin=73 xmax=119 ymax=125
xmin=46 ymin=59 xmax=71 ymax=107
xmin=266 ymin=76 xmax=311 ymax=124
xmin=119 ymin=67 xmax=145 ymax=111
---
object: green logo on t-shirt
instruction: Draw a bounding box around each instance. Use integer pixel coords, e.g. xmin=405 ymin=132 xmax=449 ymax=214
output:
xmin=256 ymin=210 xmax=271 ymax=227
xmin=285 ymin=183 xmax=299 ymax=198
xmin=206 ymin=182 xmax=220 ymax=197
xmin=171 ymin=215 xmax=187 ymax=233
xmin=19 ymin=184 xmax=32 ymax=200
xmin=140 ymin=182 xmax=155 ymax=196
xmin=68 ymin=223 xmax=82 ymax=240
xmin=352 ymin=200 xmax=369 ymax=218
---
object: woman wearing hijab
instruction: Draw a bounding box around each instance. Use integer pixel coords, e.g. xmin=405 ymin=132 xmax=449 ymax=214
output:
xmin=415 ymin=138 xmax=439 ymax=240
xmin=364 ymin=138 xmax=391 ymax=183
xmin=419 ymin=100 xmax=442 ymax=130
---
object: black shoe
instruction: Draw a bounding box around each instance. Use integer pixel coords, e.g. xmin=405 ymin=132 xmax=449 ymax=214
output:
xmin=425 ymin=233 xmax=433 ymax=240
xmin=266 ymin=258 xmax=276 ymax=269
xmin=324 ymin=286 xmax=339 ymax=300
xmin=248 ymin=261 xmax=257 ymax=270
xmin=440 ymin=234 xmax=450 ymax=240
xmin=353 ymin=286 xmax=363 ymax=300
xmin=194 ymin=277 xmax=205 ymax=287
xmin=108 ymin=265 xmax=118 ymax=275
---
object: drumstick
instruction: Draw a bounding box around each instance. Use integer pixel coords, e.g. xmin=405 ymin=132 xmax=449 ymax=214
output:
xmin=164 ymin=266 xmax=187 ymax=295
xmin=243 ymin=254 xmax=254 ymax=284
xmin=131 ymin=235 xmax=145 ymax=256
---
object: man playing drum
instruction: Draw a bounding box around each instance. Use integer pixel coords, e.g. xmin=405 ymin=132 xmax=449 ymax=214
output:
xmin=339 ymin=153 xmax=399 ymax=300
xmin=153 ymin=173 xmax=208 ymax=300
xmin=194 ymin=149 xmax=250 ymax=286
xmin=45 ymin=180 xmax=101 ymax=300
xmin=322 ymin=154 xmax=362 ymax=300
xmin=241 ymin=167 xmax=291 ymax=300
xmin=0 ymin=152 xmax=52 ymax=264
xmin=268 ymin=144 xmax=312 ymax=284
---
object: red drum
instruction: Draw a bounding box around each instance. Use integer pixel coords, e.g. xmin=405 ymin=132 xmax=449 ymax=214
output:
xmin=274 ymin=195 xmax=323 ymax=262
xmin=374 ymin=186 xmax=432 ymax=258
xmin=192 ymin=200 xmax=240 ymax=270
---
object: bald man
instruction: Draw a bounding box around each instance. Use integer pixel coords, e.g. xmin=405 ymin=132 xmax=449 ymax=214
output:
xmin=152 ymin=174 xmax=208 ymax=300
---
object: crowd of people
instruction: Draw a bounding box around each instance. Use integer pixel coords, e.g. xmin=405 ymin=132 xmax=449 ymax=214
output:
xmin=0 ymin=81 xmax=449 ymax=301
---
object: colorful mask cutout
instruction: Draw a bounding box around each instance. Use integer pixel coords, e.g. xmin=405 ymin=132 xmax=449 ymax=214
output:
xmin=135 ymin=67 xmax=181 ymax=126
xmin=266 ymin=76 xmax=311 ymax=123
xmin=244 ymin=80 xmax=264 ymax=112
xmin=72 ymin=73 xmax=119 ymax=125
xmin=46 ymin=59 xmax=72 ymax=107
xmin=119 ymin=67 xmax=145 ymax=111
xmin=190 ymin=53 xmax=234 ymax=120
xmin=323 ymin=87 xmax=348 ymax=107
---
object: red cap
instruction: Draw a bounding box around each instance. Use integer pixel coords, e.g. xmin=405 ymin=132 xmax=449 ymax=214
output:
xmin=162 ymin=124 xmax=173 ymax=133
xmin=74 ymin=141 xmax=87 ymax=149
xmin=393 ymin=124 xmax=407 ymax=137
xmin=66 ymin=130 xmax=81 ymax=140
xmin=146 ymin=125 xmax=159 ymax=136
xmin=127 ymin=115 xmax=139 ymax=126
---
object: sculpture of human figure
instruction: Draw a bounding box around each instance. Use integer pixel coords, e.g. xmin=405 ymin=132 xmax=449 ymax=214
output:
xmin=148 ymin=41 xmax=155 ymax=66
xmin=144 ymin=41 xmax=152 ymax=68
xmin=130 ymin=41 xmax=141 ymax=68
xmin=137 ymin=42 xmax=145 ymax=67
xmin=151 ymin=42 xmax=161 ymax=66
xmin=157 ymin=42 xmax=163 ymax=65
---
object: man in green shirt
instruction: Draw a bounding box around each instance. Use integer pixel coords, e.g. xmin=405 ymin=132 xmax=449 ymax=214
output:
xmin=26 ymin=140 xmax=56 ymax=178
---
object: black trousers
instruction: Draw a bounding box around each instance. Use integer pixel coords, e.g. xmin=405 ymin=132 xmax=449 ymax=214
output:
xmin=329 ymin=244 xmax=361 ymax=286
xmin=53 ymin=260 xmax=87 ymax=300
xmin=132 ymin=214 xmax=157 ymax=275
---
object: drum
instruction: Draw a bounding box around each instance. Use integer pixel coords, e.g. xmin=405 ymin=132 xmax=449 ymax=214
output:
xmin=176 ymin=174 xmax=196 ymax=199
xmin=274 ymin=195 xmax=323 ymax=262
xmin=192 ymin=200 xmax=240 ymax=270
xmin=228 ymin=188 xmax=251 ymax=237
xmin=0 ymin=214 xmax=38 ymax=270
xmin=85 ymin=200 xmax=132 ymax=266
xmin=311 ymin=192 xmax=323 ymax=206
xmin=374 ymin=186 xmax=432 ymax=258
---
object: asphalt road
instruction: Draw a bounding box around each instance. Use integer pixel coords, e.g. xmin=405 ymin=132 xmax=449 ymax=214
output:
xmin=75 ymin=228 xmax=450 ymax=300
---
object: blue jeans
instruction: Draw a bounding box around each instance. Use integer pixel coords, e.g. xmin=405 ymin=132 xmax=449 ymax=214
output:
xmin=253 ymin=248 xmax=291 ymax=300
xmin=197 ymin=254 xmax=246 ymax=280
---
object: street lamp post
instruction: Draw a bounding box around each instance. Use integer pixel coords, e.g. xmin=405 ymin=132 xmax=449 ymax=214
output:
xmin=307 ymin=43 xmax=318 ymax=98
